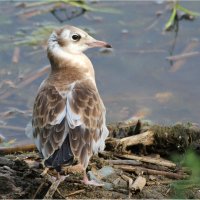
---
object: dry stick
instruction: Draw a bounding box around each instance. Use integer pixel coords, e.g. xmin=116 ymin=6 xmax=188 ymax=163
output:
xmin=120 ymin=130 xmax=154 ymax=147
xmin=121 ymin=174 xmax=133 ymax=198
xmin=0 ymin=144 xmax=36 ymax=154
xmin=65 ymin=189 xmax=85 ymax=197
xmin=142 ymin=162 xmax=170 ymax=172
xmin=169 ymin=40 xmax=199 ymax=72
xmin=107 ymin=159 xmax=142 ymax=166
xmin=114 ymin=165 xmax=188 ymax=179
xmin=166 ymin=51 xmax=200 ymax=62
xmin=137 ymin=166 xmax=189 ymax=180
xmin=32 ymin=181 xmax=45 ymax=199
xmin=0 ymin=65 xmax=50 ymax=100
xmin=106 ymin=130 xmax=154 ymax=152
xmin=115 ymin=154 xmax=176 ymax=168
xmin=56 ymin=189 xmax=66 ymax=199
xmin=43 ymin=175 xmax=66 ymax=199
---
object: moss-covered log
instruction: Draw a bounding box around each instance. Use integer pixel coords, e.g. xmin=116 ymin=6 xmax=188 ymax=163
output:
xmin=106 ymin=122 xmax=200 ymax=156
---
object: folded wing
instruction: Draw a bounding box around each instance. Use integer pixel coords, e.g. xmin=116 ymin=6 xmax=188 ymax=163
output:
xmin=66 ymin=79 xmax=109 ymax=168
xmin=32 ymin=85 xmax=68 ymax=160
xmin=31 ymin=79 xmax=108 ymax=170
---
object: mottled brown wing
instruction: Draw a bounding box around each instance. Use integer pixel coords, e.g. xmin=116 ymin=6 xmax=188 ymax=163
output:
xmin=32 ymin=85 xmax=67 ymax=159
xmin=67 ymin=79 xmax=108 ymax=169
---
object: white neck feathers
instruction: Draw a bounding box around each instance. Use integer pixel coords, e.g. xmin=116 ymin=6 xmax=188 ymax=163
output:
xmin=47 ymin=32 xmax=95 ymax=79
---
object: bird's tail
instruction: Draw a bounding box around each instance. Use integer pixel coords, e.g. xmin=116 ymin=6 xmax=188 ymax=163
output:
xmin=44 ymin=134 xmax=74 ymax=172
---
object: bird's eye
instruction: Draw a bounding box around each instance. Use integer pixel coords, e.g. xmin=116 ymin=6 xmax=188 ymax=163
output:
xmin=71 ymin=34 xmax=81 ymax=41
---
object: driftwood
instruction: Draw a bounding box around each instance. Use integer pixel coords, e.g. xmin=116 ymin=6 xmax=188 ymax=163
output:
xmin=0 ymin=144 xmax=36 ymax=155
xmin=115 ymin=154 xmax=176 ymax=168
xmin=119 ymin=130 xmax=154 ymax=146
xmin=114 ymin=165 xmax=188 ymax=179
xmin=107 ymin=159 xmax=142 ymax=166
xmin=106 ymin=130 xmax=154 ymax=152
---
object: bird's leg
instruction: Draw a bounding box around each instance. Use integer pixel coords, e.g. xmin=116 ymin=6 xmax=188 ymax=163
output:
xmin=40 ymin=167 xmax=49 ymax=177
xmin=56 ymin=172 xmax=61 ymax=180
xmin=82 ymin=170 xmax=104 ymax=186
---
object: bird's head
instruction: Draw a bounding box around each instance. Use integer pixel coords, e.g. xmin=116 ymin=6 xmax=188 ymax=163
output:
xmin=48 ymin=25 xmax=111 ymax=55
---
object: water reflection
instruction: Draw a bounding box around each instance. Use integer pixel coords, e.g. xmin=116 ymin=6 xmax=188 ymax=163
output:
xmin=0 ymin=1 xmax=200 ymax=146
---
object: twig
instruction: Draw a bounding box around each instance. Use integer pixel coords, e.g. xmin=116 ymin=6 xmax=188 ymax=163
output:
xmin=142 ymin=162 xmax=170 ymax=172
xmin=65 ymin=189 xmax=85 ymax=197
xmin=170 ymin=40 xmax=199 ymax=72
xmin=138 ymin=167 xmax=188 ymax=179
xmin=107 ymin=159 xmax=142 ymax=166
xmin=32 ymin=181 xmax=45 ymax=199
xmin=115 ymin=154 xmax=176 ymax=168
xmin=114 ymin=165 xmax=188 ymax=179
xmin=0 ymin=144 xmax=36 ymax=154
xmin=166 ymin=51 xmax=200 ymax=62
xmin=56 ymin=188 xmax=66 ymax=199
xmin=121 ymin=174 xmax=133 ymax=198
xmin=43 ymin=175 xmax=67 ymax=199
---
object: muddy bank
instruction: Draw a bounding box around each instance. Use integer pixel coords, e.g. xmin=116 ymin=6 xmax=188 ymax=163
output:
xmin=0 ymin=121 xmax=200 ymax=199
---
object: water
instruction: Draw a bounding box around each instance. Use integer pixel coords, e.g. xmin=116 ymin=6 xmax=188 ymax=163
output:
xmin=0 ymin=1 xmax=200 ymax=146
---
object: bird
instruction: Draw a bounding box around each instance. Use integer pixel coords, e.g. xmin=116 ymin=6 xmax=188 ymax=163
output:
xmin=26 ymin=25 xmax=111 ymax=186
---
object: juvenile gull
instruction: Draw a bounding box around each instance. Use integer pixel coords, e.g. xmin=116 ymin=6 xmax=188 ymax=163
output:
xmin=26 ymin=25 xmax=111 ymax=185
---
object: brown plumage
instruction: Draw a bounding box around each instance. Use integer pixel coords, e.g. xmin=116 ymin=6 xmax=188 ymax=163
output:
xmin=26 ymin=25 xmax=111 ymax=185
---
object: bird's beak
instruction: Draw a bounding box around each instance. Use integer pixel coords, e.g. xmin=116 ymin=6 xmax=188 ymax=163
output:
xmin=87 ymin=39 xmax=112 ymax=48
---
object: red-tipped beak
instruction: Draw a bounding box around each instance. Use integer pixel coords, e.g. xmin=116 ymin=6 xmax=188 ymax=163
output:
xmin=87 ymin=40 xmax=112 ymax=48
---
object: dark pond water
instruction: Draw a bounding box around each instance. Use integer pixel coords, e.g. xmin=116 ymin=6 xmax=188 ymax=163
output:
xmin=0 ymin=1 xmax=200 ymax=146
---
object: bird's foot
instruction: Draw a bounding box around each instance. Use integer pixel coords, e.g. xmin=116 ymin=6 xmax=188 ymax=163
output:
xmin=82 ymin=179 xmax=104 ymax=186
xmin=82 ymin=175 xmax=104 ymax=186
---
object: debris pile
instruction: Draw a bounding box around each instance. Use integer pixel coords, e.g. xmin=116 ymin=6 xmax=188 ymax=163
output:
xmin=0 ymin=120 xmax=200 ymax=199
